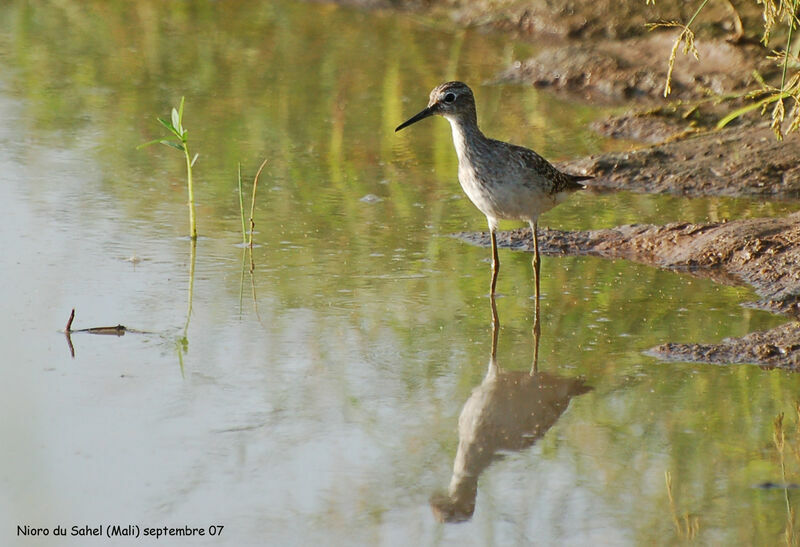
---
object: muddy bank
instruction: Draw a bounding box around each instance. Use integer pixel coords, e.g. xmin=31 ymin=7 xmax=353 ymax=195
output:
xmin=496 ymin=34 xmax=772 ymax=104
xmin=454 ymin=213 xmax=800 ymax=368
xmin=647 ymin=323 xmax=800 ymax=368
xmin=562 ymin=124 xmax=800 ymax=198
xmin=427 ymin=0 xmax=763 ymax=42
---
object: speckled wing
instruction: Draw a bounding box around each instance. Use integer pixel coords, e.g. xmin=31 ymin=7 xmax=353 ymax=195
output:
xmin=503 ymin=141 xmax=591 ymax=195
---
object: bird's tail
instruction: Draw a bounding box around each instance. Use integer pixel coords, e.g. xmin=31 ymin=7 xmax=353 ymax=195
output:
xmin=567 ymin=173 xmax=593 ymax=190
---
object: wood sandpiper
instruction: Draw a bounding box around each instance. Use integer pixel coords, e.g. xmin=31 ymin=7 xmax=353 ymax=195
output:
xmin=395 ymin=81 xmax=591 ymax=301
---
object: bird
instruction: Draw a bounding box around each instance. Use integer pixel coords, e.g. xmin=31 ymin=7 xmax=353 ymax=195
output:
xmin=395 ymin=81 xmax=591 ymax=302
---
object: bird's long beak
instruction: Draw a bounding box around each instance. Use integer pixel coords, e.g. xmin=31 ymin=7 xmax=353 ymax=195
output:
xmin=395 ymin=106 xmax=435 ymax=132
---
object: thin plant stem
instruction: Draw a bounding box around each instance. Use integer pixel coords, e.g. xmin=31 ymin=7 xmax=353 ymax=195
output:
xmin=656 ymin=0 xmax=709 ymax=97
xmin=175 ymin=96 xmax=197 ymax=240
xmin=781 ymin=2 xmax=799 ymax=94
xmin=771 ymin=1 xmax=800 ymax=139
xmin=248 ymin=159 xmax=268 ymax=249
xmin=184 ymin=140 xmax=197 ymax=240
xmin=685 ymin=0 xmax=710 ymax=31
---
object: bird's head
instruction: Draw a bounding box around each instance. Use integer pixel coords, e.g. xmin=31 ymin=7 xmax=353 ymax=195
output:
xmin=395 ymin=81 xmax=476 ymax=132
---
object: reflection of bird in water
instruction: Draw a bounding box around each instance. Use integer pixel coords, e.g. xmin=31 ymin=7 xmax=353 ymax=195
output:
xmin=430 ymin=295 xmax=591 ymax=523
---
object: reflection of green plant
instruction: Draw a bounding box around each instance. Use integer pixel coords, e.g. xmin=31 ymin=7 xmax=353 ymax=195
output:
xmin=665 ymin=471 xmax=700 ymax=541
xmin=237 ymin=160 xmax=267 ymax=323
xmin=238 ymin=163 xmax=247 ymax=245
xmin=650 ymin=0 xmax=800 ymax=140
xmin=177 ymin=237 xmax=196 ymax=376
xmin=140 ymin=96 xmax=199 ymax=238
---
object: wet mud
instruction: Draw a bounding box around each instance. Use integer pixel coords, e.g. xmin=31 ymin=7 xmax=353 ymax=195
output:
xmin=564 ymin=125 xmax=800 ymax=198
xmin=496 ymin=35 xmax=771 ymax=104
xmin=428 ymin=0 xmax=764 ymax=43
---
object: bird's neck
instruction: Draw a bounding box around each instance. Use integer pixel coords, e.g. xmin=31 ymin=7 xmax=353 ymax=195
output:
xmin=444 ymin=113 xmax=483 ymax=164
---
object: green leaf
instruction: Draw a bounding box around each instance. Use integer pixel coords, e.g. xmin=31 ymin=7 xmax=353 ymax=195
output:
xmin=137 ymin=138 xmax=184 ymax=151
xmin=157 ymin=116 xmax=181 ymax=139
xmin=160 ymin=140 xmax=185 ymax=151
xmin=171 ymin=107 xmax=181 ymax=135
xmin=136 ymin=139 xmax=163 ymax=150
xmin=177 ymin=96 xmax=186 ymax=135
xmin=157 ymin=116 xmax=173 ymax=130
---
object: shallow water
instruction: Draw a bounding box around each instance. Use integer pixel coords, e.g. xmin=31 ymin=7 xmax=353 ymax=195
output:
xmin=2 ymin=1 xmax=800 ymax=545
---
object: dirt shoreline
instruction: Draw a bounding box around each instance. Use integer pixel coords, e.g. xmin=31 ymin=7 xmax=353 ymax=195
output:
xmin=564 ymin=124 xmax=800 ymax=198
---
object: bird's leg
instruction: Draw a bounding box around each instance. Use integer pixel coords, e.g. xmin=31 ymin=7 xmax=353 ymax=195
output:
xmin=531 ymin=221 xmax=540 ymax=303
xmin=490 ymin=229 xmax=499 ymax=296
xmin=531 ymin=221 xmax=540 ymax=373
xmin=489 ymin=226 xmax=500 ymax=359
xmin=531 ymin=315 xmax=540 ymax=375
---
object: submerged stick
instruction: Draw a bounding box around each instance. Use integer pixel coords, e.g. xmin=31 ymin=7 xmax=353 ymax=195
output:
xmin=64 ymin=309 xmax=145 ymax=336
xmin=66 ymin=308 xmax=76 ymax=332
xmin=65 ymin=310 xmax=76 ymax=358
xmin=66 ymin=309 xmax=126 ymax=335
xmin=63 ymin=308 xmax=133 ymax=359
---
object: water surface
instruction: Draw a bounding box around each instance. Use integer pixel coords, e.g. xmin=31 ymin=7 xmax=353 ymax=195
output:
xmin=2 ymin=1 xmax=800 ymax=545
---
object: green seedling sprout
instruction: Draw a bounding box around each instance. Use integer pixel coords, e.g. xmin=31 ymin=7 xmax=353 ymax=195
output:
xmin=139 ymin=96 xmax=198 ymax=239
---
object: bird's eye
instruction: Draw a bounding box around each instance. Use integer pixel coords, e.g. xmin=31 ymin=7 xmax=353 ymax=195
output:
xmin=443 ymin=93 xmax=456 ymax=103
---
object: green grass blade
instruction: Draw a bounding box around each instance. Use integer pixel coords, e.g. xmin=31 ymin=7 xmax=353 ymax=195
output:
xmin=716 ymin=92 xmax=789 ymax=129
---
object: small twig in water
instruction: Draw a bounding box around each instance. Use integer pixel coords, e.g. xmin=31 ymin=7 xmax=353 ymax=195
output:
xmin=63 ymin=308 xmax=138 ymax=358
